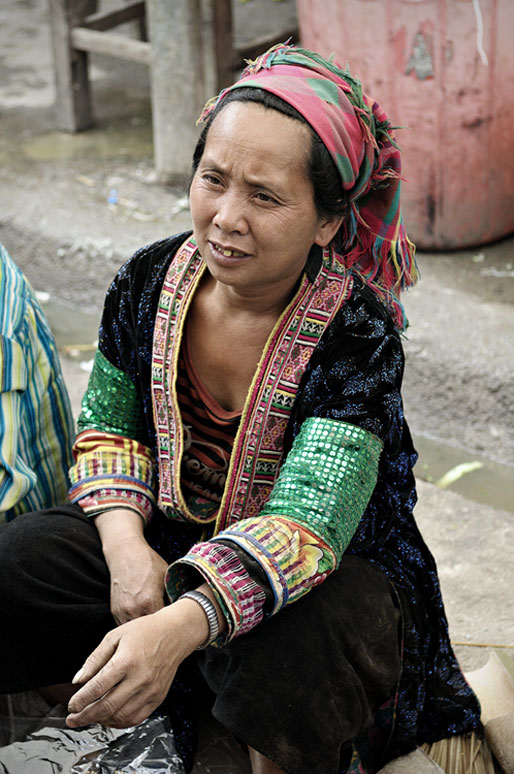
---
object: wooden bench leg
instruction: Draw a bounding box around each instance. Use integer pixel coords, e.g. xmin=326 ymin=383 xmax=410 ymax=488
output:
xmin=49 ymin=0 xmax=98 ymax=131
xmin=213 ymin=0 xmax=234 ymax=90
xmin=146 ymin=0 xmax=206 ymax=182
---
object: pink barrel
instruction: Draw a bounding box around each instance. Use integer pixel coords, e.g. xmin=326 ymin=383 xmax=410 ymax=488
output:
xmin=296 ymin=0 xmax=514 ymax=249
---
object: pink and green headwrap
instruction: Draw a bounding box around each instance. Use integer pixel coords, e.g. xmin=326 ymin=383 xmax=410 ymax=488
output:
xmin=199 ymin=44 xmax=418 ymax=330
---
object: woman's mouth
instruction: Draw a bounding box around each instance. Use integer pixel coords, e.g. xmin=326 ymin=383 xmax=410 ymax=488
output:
xmin=209 ymin=242 xmax=249 ymax=261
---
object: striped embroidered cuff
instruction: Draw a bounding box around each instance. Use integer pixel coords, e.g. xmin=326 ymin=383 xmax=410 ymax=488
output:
xmin=70 ymin=486 xmax=154 ymax=521
xmin=69 ymin=429 xmax=156 ymax=522
xmin=166 ymin=541 xmax=268 ymax=642
xmin=211 ymin=519 xmax=336 ymax=614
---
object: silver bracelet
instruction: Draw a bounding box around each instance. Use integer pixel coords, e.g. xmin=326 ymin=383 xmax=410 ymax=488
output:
xmin=180 ymin=590 xmax=220 ymax=648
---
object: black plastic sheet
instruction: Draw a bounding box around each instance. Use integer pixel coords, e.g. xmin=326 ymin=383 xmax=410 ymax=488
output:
xmin=0 ymin=714 xmax=186 ymax=773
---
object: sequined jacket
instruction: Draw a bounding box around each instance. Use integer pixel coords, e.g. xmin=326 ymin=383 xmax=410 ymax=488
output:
xmin=69 ymin=232 xmax=480 ymax=749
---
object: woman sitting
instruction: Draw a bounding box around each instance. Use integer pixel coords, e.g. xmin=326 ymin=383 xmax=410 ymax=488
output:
xmin=0 ymin=45 xmax=480 ymax=774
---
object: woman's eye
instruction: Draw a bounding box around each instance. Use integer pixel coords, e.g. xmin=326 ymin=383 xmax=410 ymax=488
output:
xmin=256 ymin=192 xmax=278 ymax=204
xmin=203 ymin=174 xmax=221 ymax=185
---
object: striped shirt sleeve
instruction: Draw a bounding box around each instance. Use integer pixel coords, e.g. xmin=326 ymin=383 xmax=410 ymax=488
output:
xmin=0 ymin=244 xmax=75 ymax=521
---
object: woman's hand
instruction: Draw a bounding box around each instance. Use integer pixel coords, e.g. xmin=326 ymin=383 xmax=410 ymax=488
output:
xmin=66 ymin=595 xmax=211 ymax=729
xmin=107 ymin=535 xmax=170 ymax=624
xmin=94 ymin=510 xmax=169 ymax=625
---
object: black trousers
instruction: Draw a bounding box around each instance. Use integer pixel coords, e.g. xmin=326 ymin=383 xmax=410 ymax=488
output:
xmin=0 ymin=506 xmax=402 ymax=774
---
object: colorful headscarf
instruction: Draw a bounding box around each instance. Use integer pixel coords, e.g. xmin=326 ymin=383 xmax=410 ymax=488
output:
xmin=198 ymin=44 xmax=418 ymax=330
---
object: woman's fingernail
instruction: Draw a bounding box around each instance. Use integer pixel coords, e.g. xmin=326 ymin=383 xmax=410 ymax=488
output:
xmin=72 ymin=667 xmax=84 ymax=684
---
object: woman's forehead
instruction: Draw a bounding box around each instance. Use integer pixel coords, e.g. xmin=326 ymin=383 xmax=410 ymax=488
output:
xmin=208 ymin=101 xmax=310 ymax=153
xmin=203 ymin=101 xmax=311 ymax=172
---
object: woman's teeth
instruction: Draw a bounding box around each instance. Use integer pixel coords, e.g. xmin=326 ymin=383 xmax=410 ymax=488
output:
xmin=216 ymin=244 xmax=245 ymax=257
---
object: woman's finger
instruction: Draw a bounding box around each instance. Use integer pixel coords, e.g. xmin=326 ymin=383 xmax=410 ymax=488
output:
xmin=71 ymin=631 xmax=120 ymax=685
xmin=67 ymin=653 xmax=168 ymax=728
xmin=68 ymin=635 xmax=124 ymax=714
xmin=67 ymin=681 xmax=163 ymax=729
xmin=67 ymin=689 xmax=121 ymax=728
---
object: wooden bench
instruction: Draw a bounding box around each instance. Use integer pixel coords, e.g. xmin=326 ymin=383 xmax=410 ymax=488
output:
xmin=48 ymin=0 xmax=298 ymax=180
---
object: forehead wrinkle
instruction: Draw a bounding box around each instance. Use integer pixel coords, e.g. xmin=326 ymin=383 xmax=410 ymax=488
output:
xmin=202 ymin=130 xmax=310 ymax=194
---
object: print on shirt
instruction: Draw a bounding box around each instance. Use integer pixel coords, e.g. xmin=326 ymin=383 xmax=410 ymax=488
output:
xmin=182 ymin=422 xmax=229 ymax=504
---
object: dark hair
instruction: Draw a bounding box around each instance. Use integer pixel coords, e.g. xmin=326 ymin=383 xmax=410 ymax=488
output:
xmin=190 ymin=88 xmax=350 ymax=236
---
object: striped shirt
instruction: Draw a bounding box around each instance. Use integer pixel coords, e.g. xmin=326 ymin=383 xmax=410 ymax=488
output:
xmin=0 ymin=243 xmax=75 ymax=521
xmin=178 ymin=325 xmax=241 ymax=518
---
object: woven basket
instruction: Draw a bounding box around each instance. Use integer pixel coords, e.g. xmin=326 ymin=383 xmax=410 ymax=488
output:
xmin=421 ymin=733 xmax=497 ymax=774
xmin=419 ymin=649 xmax=514 ymax=773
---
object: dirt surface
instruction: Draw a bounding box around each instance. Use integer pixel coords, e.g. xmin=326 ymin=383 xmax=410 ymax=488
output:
xmin=0 ymin=0 xmax=512 ymax=724
xmin=402 ymin=245 xmax=514 ymax=466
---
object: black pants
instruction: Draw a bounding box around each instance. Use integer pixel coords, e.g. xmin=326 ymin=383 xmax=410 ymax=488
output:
xmin=0 ymin=506 xmax=402 ymax=774
xmin=0 ymin=505 xmax=114 ymax=689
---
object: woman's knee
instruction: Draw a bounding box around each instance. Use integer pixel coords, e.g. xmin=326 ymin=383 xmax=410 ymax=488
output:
xmin=0 ymin=505 xmax=107 ymax=606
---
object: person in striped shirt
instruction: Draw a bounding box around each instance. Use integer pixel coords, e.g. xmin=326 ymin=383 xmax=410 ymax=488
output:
xmin=0 ymin=242 xmax=74 ymax=521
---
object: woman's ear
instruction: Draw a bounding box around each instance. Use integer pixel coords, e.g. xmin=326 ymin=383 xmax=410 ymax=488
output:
xmin=314 ymin=214 xmax=345 ymax=248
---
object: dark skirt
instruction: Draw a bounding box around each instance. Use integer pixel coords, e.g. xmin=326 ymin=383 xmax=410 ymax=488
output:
xmin=197 ymin=556 xmax=402 ymax=773
xmin=0 ymin=505 xmax=404 ymax=774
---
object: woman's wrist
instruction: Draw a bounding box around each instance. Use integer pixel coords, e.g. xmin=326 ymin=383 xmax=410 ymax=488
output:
xmin=179 ymin=590 xmax=220 ymax=648
xmin=174 ymin=582 xmax=227 ymax=650
xmin=94 ymin=508 xmax=145 ymax=557
xmin=195 ymin=582 xmax=227 ymax=636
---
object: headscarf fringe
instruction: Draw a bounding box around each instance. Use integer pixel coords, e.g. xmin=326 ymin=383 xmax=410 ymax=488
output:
xmin=339 ymin=203 xmax=418 ymax=330
xmin=243 ymin=41 xmax=294 ymax=73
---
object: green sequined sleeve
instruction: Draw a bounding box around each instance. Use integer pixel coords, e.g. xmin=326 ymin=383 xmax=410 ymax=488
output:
xmin=187 ymin=417 xmax=383 ymax=620
xmin=256 ymin=418 xmax=382 ymax=556
xmin=77 ymin=349 xmax=146 ymax=439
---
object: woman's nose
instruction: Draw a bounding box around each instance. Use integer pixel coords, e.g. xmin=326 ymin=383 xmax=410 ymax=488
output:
xmin=212 ymin=192 xmax=249 ymax=234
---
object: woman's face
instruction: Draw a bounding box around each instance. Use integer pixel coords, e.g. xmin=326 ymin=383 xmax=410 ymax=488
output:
xmin=189 ymin=101 xmax=340 ymax=300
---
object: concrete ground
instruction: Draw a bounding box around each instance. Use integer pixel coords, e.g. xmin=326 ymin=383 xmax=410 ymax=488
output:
xmin=0 ymin=0 xmax=513 ymax=769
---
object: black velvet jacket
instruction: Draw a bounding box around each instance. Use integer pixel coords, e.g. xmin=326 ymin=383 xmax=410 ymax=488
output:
xmin=93 ymin=233 xmax=480 ymax=764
